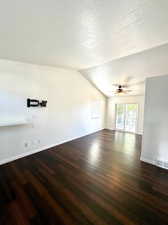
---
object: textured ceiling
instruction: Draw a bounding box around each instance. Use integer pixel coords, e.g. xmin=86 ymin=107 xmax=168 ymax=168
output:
xmin=81 ymin=43 xmax=168 ymax=97
xmin=1 ymin=0 xmax=168 ymax=96
xmin=0 ymin=0 xmax=168 ymax=70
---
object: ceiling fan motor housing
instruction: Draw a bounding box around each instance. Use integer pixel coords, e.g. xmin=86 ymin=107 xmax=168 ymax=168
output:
xmin=118 ymin=85 xmax=123 ymax=93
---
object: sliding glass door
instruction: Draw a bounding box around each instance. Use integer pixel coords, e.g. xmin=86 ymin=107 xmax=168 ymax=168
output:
xmin=115 ymin=104 xmax=138 ymax=133
xmin=115 ymin=104 xmax=125 ymax=130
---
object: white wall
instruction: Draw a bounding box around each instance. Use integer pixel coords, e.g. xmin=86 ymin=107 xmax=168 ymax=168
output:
xmin=106 ymin=95 xmax=145 ymax=134
xmin=0 ymin=59 xmax=106 ymax=164
xmin=141 ymin=75 xmax=168 ymax=169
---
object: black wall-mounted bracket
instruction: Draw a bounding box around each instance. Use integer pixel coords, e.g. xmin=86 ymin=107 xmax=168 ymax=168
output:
xmin=40 ymin=100 xmax=47 ymax=107
xmin=27 ymin=98 xmax=47 ymax=107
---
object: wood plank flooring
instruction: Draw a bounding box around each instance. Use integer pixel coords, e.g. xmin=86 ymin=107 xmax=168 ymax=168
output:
xmin=0 ymin=129 xmax=168 ymax=225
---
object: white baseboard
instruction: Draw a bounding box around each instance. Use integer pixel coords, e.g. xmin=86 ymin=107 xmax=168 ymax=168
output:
xmin=0 ymin=128 xmax=105 ymax=166
xmin=106 ymin=128 xmax=142 ymax=135
xmin=140 ymin=156 xmax=155 ymax=166
xmin=140 ymin=156 xmax=168 ymax=170
xmin=0 ymin=144 xmax=57 ymax=166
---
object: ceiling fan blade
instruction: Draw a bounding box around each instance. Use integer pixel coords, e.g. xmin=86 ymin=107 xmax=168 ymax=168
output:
xmin=127 ymin=81 xmax=145 ymax=87
xmin=112 ymin=84 xmax=128 ymax=88
xmin=123 ymin=89 xmax=132 ymax=92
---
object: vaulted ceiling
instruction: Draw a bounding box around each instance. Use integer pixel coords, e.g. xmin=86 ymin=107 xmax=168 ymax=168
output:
xmin=81 ymin=43 xmax=168 ymax=96
xmin=1 ymin=0 xmax=168 ymax=96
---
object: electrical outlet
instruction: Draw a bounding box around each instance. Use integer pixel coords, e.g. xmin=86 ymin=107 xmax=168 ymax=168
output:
xmin=23 ymin=139 xmax=40 ymax=149
xmin=24 ymin=142 xmax=29 ymax=148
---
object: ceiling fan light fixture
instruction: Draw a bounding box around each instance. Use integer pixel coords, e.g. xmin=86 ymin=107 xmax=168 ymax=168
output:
xmin=112 ymin=84 xmax=132 ymax=95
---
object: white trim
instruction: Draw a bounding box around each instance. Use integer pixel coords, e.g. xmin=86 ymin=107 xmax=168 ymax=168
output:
xmin=140 ymin=156 xmax=168 ymax=170
xmin=0 ymin=128 xmax=104 ymax=165
xmin=106 ymin=128 xmax=142 ymax=136
xmin=137 ymin=132 xmax=143 ymax=135
xmin=0 ymin=118 xmax=29 ymax=127
xmin=0 ymin=144 xmax=56 ymax=166
xmin=140 ymin=156 xmax=155 ymax=166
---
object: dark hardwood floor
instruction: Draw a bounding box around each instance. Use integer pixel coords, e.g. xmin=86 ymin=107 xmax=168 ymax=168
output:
xmin=0 ymin=129 xmax=168 ymax=225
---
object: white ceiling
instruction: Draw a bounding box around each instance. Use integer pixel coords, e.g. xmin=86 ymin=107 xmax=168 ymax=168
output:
xmin=1 ymin=0 xmax=168 ymax=96
xmin=81 ymin=43 xmax=168 ymax=96
xmin=0 ymin=0 xmax=168 ymax=69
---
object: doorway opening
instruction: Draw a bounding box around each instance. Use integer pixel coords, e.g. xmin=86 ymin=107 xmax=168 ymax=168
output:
xmin=115 ymin=103 xmax=138 ymax=133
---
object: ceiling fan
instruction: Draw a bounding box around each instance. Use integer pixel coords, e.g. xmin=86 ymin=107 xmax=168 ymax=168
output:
xmin=112 ymin=84 xmax=132 ymax=95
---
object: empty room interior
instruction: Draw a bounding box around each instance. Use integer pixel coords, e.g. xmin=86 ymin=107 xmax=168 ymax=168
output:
xmin=1 ymin=1 xmax=168 ymax=224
